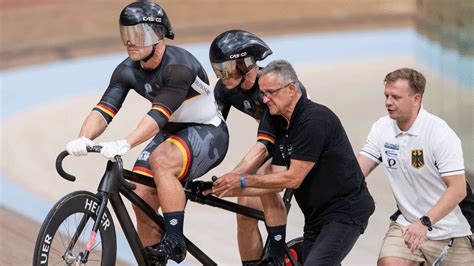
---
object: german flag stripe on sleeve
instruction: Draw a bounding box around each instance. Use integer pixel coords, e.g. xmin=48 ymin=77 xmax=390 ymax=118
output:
xmin=92 ymin=103 xmax=118 ymax=123
xmin=166 ymin=136 xmax=191 ymax=180
xmin=132 ymin=166 xmax=153 ymax=178
xmin=92 ymin=103 xmax=117 ymax=120
xmin=257 ymin=133 xmax=276 ymax=144
xmin=95 ymin=103 xmax=117 ymax=118
xmin=151 ymin=105 xmax=171 ymax=119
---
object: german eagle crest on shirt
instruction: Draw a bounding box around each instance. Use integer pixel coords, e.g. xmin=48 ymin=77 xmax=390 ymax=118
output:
xmin=411 ymin=149 xmax=424 ymax=168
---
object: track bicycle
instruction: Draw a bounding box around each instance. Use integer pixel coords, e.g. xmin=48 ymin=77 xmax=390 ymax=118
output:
xmin=33 ymin=146 xmax=304 ymax=265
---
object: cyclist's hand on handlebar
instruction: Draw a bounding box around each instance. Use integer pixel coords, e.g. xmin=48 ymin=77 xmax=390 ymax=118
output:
xmin=66 ymin=136 xmax=94 ymax=156
xmin=99 ymin=139 xmax=131 ymax=160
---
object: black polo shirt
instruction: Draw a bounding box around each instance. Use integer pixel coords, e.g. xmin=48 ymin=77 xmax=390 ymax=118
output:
xmin=269 ymin=96 xmax=375 ymax=232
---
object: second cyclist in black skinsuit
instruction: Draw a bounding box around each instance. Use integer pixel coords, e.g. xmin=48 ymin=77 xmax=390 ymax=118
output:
xmin=209 ymin=30 xmax=307 ymax=265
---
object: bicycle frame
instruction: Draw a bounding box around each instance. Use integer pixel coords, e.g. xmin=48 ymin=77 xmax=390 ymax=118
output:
xmin=124 ymin=169 xmax=297 ymax=265
xmin=57 ymin=151 xmax=298 ymax=265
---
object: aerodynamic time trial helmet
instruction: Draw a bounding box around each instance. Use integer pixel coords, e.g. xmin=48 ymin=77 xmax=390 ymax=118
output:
xmin=119 ymin=1 xmax=174 ymax=47
xmin=209 ymin=30 xmax=272 ymax=79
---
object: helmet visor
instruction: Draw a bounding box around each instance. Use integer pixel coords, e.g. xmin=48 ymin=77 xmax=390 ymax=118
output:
xmin=211 ymin=57 xmax=256 ymax=80
xmin=119 ymin=24 xmax=163 ymax=47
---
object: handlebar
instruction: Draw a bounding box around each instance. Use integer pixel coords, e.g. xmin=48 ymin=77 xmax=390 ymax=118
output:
xmin=56 ymin=150 xmax=76 ymax=181
xmin=56 ymin=146 xmax=136 ymax=190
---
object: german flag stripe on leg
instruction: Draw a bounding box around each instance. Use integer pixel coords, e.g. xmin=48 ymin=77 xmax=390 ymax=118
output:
xmin=166 ymin=136 xmax=191 ymax=180
xmin=132 ymin=166 xmax=153 ymax=178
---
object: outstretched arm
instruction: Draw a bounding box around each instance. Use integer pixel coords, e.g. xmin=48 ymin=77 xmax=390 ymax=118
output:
xmin=78 ymin=111 xmax=108 ymax=140
xmin=213 ymin=159 xmax=314 ymax=197
xmin=213 ymin=162 xmax=286 ymax=197
xmin=231 ymin=142 xmax=269 ymax=175
xmin=245 ymin=159 xmax=314 ymax=190
xmin=125 ymin=115 xmax=161 ymax=148
xmin=66 ymin=111 xmax=108 ymax=156
xmin=99 ymin=65 xmax=193 ymax=159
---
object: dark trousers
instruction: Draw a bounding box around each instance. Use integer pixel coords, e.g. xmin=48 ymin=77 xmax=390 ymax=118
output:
xmin=303 ymin=221 xmax=367 ymax=265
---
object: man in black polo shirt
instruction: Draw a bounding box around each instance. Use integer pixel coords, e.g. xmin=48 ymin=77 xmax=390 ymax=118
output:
xmin=213 ymin=60 xmax=375 ymax=265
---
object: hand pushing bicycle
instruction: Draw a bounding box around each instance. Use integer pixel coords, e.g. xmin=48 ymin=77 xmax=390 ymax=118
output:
xmin=33 ymin=147 xmax=304 ymax=265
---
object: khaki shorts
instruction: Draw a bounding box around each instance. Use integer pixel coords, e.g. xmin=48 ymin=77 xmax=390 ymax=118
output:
xmin=379 ymin=221 xmax=474 ymax=266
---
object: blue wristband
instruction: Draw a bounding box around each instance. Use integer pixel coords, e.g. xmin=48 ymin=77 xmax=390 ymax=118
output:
xmin=240 ymin=174 xmax=246 ymax=189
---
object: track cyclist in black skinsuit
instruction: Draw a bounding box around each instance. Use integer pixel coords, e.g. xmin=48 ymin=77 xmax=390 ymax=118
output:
xmin=65 ymin=1 xmax=228 ymax=263
xmin=210 ymin=30 xmax=307 ymax=265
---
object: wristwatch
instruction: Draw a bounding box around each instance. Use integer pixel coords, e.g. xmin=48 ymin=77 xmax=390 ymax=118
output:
xmin=419 ymin=216 xmax=433 ymax=231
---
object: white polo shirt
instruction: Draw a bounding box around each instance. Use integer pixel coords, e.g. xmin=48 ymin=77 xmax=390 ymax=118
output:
xmin=360 ymin=107 xmax=471 ymax=240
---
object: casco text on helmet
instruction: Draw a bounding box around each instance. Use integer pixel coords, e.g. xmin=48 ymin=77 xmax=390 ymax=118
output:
xmin=119 ymin=1 xmax=174 ymax=47
xmin=209 ymin=30 xmax=272 ymax=79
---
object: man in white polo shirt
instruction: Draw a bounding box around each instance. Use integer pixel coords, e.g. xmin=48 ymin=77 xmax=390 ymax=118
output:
xmin=357 ymin=68 xmax=474 ymax=265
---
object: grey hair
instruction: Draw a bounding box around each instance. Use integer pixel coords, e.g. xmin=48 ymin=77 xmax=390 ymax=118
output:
xmin=260 ymin=60 xmax=301 ymax=92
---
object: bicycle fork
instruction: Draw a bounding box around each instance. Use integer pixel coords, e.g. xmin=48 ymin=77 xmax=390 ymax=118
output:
xmin=65 ymin=192 xmax=109 ymax=264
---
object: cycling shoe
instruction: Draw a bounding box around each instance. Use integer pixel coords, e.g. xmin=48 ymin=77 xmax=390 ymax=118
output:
xmin=146 ymin=238 xmax=187 ymax=263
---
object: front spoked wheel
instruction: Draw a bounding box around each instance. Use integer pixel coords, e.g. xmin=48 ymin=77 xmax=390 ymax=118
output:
xmin=33 ymin=191 xmax=116 ymax=265
xmin=284 ymin=237 xmax=304 ymax=266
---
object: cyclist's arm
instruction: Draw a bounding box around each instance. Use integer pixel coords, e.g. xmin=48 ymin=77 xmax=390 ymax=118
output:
xmin=222 ymin=117 xmax=277 ymax=196
xmin=78 ymin=111 xmax=108 ymax=140
xmin=232 ymin=112 xmax=279 ymax=193
xmin=125 ymin=115 xmax=161 ymax=148
xmin=256 ymin=109 xmax=277 ymax=152
xmin=231 ymin=142 xmax=269 ymax=175
xmin=82 ymin=63 xmax=132 ymax=140
xmin=126 ymin=65 xmax=194 ymax=148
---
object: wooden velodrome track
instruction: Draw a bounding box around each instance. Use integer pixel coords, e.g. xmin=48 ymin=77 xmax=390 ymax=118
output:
xmin=1 ymin=0 xmax=416 ymax=265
